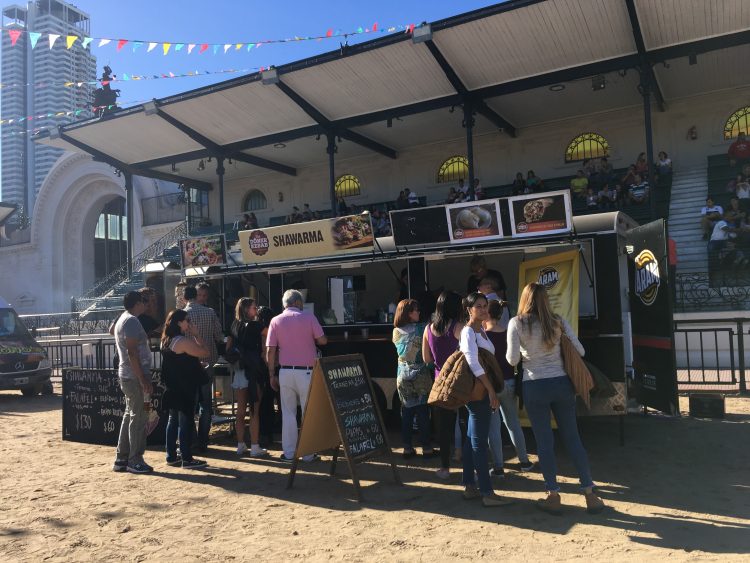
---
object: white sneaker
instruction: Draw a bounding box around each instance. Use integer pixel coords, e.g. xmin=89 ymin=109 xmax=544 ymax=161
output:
xmin=236 ymin=443 xmax=248 ymax=456
xmin=250 ymin=447 xmax=269 ymax=458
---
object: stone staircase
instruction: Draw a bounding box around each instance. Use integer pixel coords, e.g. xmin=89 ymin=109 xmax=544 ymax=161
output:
xmin=667 ymin=166 xmax=708 ymax=274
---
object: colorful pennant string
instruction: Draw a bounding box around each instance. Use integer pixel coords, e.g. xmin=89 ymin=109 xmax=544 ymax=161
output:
xmin=1 ymin=22 xmax=420 ymax=56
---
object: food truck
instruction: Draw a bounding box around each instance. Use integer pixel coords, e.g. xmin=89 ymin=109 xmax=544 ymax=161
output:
xmin=182 ymin=191 xmax=679 ymax=424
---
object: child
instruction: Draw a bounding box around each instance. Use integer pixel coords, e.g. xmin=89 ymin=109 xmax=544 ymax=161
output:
xmin=477 ymin=276 xmax=501 ymax=301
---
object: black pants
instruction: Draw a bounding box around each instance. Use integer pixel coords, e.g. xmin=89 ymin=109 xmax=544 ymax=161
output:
xmin=434 ymin=406 xmax=467 ymax=469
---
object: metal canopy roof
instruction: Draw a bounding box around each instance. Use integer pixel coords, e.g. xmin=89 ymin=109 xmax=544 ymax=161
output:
xmin=35 ymin=0 xmax=750 ymax=187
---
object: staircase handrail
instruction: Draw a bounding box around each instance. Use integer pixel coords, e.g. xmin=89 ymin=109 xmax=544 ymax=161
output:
xmin=76 ymin=221 xmax=187 ymax=305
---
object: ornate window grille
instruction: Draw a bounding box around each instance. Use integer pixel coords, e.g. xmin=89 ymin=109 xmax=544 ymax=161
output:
xmin=335 ymin=174 xmax=361 ymax=197
xmin=243 ymin=189 xmax=267 ymax=211
xmin=564 ymin=133 xmax=610 ymax=163
xmin=724 ymin=107 xmax=750 ymax=140
xmin=437 ymin=155 xmax=469 ymax=183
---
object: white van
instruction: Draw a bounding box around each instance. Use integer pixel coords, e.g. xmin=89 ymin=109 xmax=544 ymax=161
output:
xmin=0 ymin=297 xmax=53 ymax=396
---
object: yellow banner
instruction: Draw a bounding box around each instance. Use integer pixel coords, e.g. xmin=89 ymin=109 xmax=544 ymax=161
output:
xmin=518 ymin=249 xmax=579 ymax=334
xmin=238 ymin=214 xmax=374 ymax=264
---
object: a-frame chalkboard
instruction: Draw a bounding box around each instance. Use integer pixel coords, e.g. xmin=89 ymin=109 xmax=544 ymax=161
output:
xmin=287 ymin=354 xmax=401 ymax=501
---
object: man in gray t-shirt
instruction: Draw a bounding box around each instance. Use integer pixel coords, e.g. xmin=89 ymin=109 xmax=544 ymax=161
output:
xmin=113 ymin=291 xmax=154 ymax=474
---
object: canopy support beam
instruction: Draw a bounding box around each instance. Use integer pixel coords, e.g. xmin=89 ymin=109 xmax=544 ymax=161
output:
xmin=275 ymin=81 xmax=397 ymax=160
xmin=424 ymin=39 xmax=517 ymax=137
xmin=640 ymin=70 xmax=657 ymax=222
xmin=124 ymin=171 xmax=134 ymax=278
xmin=625 ymin=0 xmax=666 ymax=112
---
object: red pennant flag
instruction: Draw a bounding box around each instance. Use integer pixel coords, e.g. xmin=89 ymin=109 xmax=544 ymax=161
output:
xmin=408 ymin=23 xmax=415 ymax=34
xmin=117 ymin=39 xmax=128 ymax=51
xmin=373 ymin=22 xmax=378 ymax=32
xmin=199 ymin=43 xmax=208 ymax=54
xmin=326 ymin=29 xmax=333 ymax=37
xmin=8 ymin=29 xmax=22 ymax=46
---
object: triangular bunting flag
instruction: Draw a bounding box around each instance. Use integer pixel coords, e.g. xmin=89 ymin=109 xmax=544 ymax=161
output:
xmin=223 ymin=44 xmax=231 ymax=54
xmin=188 ymin=43 xmax=196 ymax=54
xmin=64 ymin=82 xmax=73 ymax=87
xmin=373 ymin=22 xmax=378 ymax=32
xmin=169 ymin=72 xmax=175 ymax=77
xmin=66 ymin=35 xmax=78 ymax=49
xmin=163 ymin=42 xmax=171 ymax=55
xmin=29 ymin=32 xmax=41 ymax=48
xmin=98 ymin=38 xmax=111 ymax=47
xmin=326 ymin=29 xmax=333 ymax=37
xmin=175 ymin=43 xmax=184 ymax=51
xmin=82 ymin=37 xmax=92 ymax=49
xmin=8 ymin=29 xmax=21 ymax=46
xmin=235 ymin=43 xmax=243 ymax=50
xmin=357 ymin=27 xmax=363 ymax=34
xmin=117 ymin=39 xmax=128 ymax=51
xmin=247 ymin=43 xmax=255 ymax=51
xmin=147 ymin=42 xmax=157 ymax=53
xmin=213 ymin=44 xmax=219 ymax=55
xmin=48 ymin=34 xmax=60 ymax=49
xmin=122 ymin=74 xmax=129 ymax=80
xmin=132 ymin=41 xmax=143 ymax=52
xmin=199 ymin=43 xmax=208 ymax=54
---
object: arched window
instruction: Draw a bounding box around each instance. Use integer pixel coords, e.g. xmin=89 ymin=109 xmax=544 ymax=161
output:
xmin=243 ymin=189 xmax=267 ymax=211
xmin=335 ymin=174 xmax=361 ymax=197
xmin=437 ymin=155 xmax=468 ymax=183
xmin=724 ymin=107 xmax=750 ymax=140
xmin=564 ymin=133 xmax=610 ymax=163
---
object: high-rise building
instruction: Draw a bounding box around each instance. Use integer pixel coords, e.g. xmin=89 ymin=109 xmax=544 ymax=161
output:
xmin=1 ymin=0 xmax=96 ymax=217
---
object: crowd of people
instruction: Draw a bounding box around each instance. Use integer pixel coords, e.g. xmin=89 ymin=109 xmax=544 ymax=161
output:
xmin=110 ymin=258 xmax=604 ymax=514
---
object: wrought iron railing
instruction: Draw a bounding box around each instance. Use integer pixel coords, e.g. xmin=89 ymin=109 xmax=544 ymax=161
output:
xmin=75 ymin=221 xmax=187 ymax=309
xmin=141 ymin=192 xmax=186 ymax=226
xmin=20 ymin=311 xmax=122 ymax=337
xmin=674 ymin=272 xmax=750 ymax=313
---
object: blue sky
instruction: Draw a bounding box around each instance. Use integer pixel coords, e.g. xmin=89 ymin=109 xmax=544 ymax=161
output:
xmin=26 ymin=0 xmax=499 ymax=108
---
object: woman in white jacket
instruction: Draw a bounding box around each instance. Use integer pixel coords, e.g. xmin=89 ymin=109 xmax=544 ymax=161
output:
xmin=506 ymin=283 xmax=604 ymax=515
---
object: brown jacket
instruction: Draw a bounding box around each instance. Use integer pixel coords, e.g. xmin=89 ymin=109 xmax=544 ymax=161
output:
xmin=428 ymin=348 xmax=504 ymax=410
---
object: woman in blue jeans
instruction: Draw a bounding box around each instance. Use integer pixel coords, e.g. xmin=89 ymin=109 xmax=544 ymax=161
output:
xmin=460 ymin=293 xmax=514 ymax=508
xmin=506 ymin=283 xmax=604 ymax=515
xmin=392 ymin=299 xmax=434 ymax=459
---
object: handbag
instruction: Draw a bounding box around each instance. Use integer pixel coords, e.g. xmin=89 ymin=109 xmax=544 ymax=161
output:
xmin=560 ymin=332 xmax=594 ymax=408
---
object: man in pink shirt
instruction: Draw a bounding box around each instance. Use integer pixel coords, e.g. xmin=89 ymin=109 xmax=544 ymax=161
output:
xmin=266 ymin=289 xmax=327 ymax=462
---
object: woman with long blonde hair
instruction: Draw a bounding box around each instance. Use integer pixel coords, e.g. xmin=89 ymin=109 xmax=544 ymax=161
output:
xmin=506 ymin=283 xmax=604 ymax=515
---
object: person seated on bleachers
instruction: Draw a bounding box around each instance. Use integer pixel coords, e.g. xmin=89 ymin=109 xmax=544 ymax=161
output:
xmin=582 ymin=158 xmax=599 ymax=179
xmin=238 ymin=213 xmax=257 ymax=230
xmin=570 ymin=170 xmax=589 ymax=199
xmin=456 ymin=178 xmax=469 ymax=200
xmin=285 ymin=206 xmax=302 ymax=224
xmin=701 ymin=197 xmax=724 ymax=240
xmin=728 ymin=131 xmax=750 ymax=168
xmin=735 ymin=176 xmax=750 ymax=210
xmin=621 ymin=165 xmax=637 ymax=188
xmin=302 ymin=204 xmax=313 ymax=222
xmin=595 ymin=184 xmax=613 ymax=210
xmin=612 ymin=183 xmax=626 ymax=207
xmin=396 ymin=190 xmax=408 ymax=209
xmin=656 ymin=151 xmax=672 ymax=179
xmin=370 ymin=210 xmax=391 ymax=237
xmin=635 ymin=152 xmax=649 ymax=176
xmin=511 ymin=172 xmax=527 ymax=195
xmin=446 ymin=187 xmax=458 ymax=204
xmin=406 ymin=188 xmax=420 ymax=207
xmin=726 ymin=173 xmax=744 ymax=194
xmin=627 ymin=174 xmax=649 ymax=205
xmin=725 ymin=197 xmax=746 ymax=226
xmin=473 ymin=178 xmax=484 ymax=200
xmin=708 ymin=211 xmax=739 ymax=267
xmin=526 ymin=170 xmax=543 ymax=192
xmin=585 ymin=187 xmax=599 ymax=210
xmin=598 ymin=157 xmax=614 ymax=185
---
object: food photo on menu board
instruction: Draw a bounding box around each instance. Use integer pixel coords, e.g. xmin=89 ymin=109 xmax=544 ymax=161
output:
xmin=179 ymin=235 xmax=227 ymax=269
xmin=508 ymin=190 xmax=572 ymax=237
xmin=446 ymin=199 xmax=503 ymax=243
xmin=331 ymin=215 xmax=374 ymax=249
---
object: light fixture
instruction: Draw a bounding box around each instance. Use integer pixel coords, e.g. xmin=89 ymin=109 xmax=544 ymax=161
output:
xmin=273 ymin=142 xmax=286 ymax=149
xmin=143 ymin=100 xmax=158 ymax=115
xmin=549 ymin=84 xmax=566 ymax=92
xmin=261 ymin=68 xmax=279 ymax=85
xmin=689 ymin=53 xmax=697 ymax=65
xmin=197 ymin=159 xmax=205 ymax=171
xmin=412 ymin=23 xmax=432 ymax=44
xmin=591 ymin=75 xmax=606 ymax=91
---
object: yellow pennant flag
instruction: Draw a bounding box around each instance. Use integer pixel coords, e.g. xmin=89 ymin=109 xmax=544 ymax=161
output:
xmin=66 ymin=35 xmax=78 ymax=49
xmin=162 ymin=42 xmax=171 ymax=55
xmin=235 ymin=43 xmax=243 ymax=50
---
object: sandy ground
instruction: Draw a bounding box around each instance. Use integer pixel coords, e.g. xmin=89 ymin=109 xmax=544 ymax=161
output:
xmin=1 ymin=390 xmax=749 ymax=562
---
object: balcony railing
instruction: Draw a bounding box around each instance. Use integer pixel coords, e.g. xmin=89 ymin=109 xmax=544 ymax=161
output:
xmin=0 ymin=225 xmax=31 ymax=247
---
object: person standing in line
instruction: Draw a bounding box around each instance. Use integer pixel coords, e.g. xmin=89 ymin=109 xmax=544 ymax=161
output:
xmin=460 ymin=293 xmax=513 ymax=507
xmin=112 ymin=291 xmax=154 ymax=475
xmin=422 ymin=291 xmax=465 ymax=479
xmin=257 ymin=306 xmax=278 ymax=448
xmin=184 ymin=283 xmax=224 ymax=452
xmin=484 ymin=299 xmax=535 ymax=477
xmin=392 ymin=299 xmax=435 ymax=460
xmin=160 ymin=309 xmax=208 ymax=469
xmin=266 ymin=290 xmax=327 ymax=462
xmin=506 ymin=283 xmax=605 ymax=515
xmin=228 ymin=298 xmax=268 ymax=458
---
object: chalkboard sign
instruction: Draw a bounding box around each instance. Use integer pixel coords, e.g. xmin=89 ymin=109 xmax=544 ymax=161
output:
xmin=62 ymin=368 xmax=166 ymax=446
xmin=288 ymin=354 xmax=400 ymax=501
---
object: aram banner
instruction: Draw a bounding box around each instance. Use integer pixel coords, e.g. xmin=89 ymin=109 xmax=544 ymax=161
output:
xmin=239 ymin=214 xmax=374 ymax=264
xmin=179 ymin=234 xmax=227 ymax=270
xmin=508 ymin=190 xmax=572 ymax=237
xmin=518 ymin=249 xmax=580 ymax=334
xmin=446 ymin=199 xmax=503 ymax=243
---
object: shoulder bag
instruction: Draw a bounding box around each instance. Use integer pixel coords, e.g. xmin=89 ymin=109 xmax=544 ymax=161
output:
xmin=560 ymin=332 xmax=594 ymax=408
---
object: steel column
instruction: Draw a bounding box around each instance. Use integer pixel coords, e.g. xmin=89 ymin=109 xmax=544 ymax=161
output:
xmin=216 ymin=157 xmax=226 ymax=235
xmin=464 ymin=102 xmax=476 ymax=199
xmin=327 ymin=133 xmax=337 ymax=216
xmin=641 ymin=71 xmax=656 ymax=221
xmin=124 ymin=172 xmax=134 ymax=277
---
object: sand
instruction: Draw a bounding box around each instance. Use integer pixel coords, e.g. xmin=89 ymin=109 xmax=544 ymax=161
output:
xmin=1 ymin=390 xmax=749 ymax=562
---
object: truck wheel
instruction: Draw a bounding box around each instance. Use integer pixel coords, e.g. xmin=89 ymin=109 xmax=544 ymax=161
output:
xmin=21 ymin=383 xmax=42 ymax=397
xmin=41 ymin=380 xmax=54 ymax=395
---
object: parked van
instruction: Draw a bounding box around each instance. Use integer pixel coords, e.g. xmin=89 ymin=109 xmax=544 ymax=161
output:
xmin=0 ymin=297 xmax=53 ymax=396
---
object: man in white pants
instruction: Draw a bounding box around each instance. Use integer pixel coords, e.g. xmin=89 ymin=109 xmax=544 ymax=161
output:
xmin=266 ymin=290 xmax=327 ymax=462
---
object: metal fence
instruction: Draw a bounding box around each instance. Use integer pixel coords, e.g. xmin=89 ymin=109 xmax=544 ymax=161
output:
xmin=674 ymin=272 xmax=750 ymax=312
xmin=39 ymin=337 xmax=162 ymax=372
xmin=673 ymin=317 xmax=748 ymax=393
xmin=20 ymin=311 xmax=122 ymax=337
